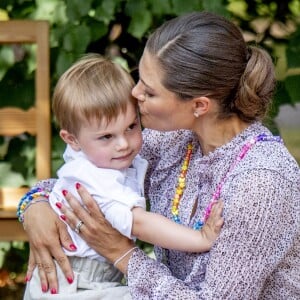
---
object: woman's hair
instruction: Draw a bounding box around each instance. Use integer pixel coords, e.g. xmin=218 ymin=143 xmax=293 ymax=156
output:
xmin=52 ymin=53 xmax=135 ymax=134
xmin=145 ymin=12 xmax=276 ymax=122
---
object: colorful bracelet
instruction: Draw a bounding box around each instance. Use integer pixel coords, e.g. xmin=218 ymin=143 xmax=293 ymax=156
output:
xmin=17 ymin=187 xmax=50 ymax=223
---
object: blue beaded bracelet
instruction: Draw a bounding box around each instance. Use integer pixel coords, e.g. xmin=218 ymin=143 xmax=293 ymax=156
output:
xmin=17 ymin=187 xmax=50 ymax=223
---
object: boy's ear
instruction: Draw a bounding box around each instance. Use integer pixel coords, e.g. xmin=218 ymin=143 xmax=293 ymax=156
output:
xmin=59 ymin=129 xmax=81 ymax=151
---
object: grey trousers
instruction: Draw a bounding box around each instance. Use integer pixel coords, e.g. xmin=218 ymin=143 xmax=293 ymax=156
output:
xmin=23 ymin=256 xmax=131 ymax=299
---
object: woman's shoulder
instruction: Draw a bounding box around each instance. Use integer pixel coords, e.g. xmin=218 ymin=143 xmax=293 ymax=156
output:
xmin=240 ymin=140 xmax=300 ymax=184
xmin=231 ymin=123 xmax=300 ymax=183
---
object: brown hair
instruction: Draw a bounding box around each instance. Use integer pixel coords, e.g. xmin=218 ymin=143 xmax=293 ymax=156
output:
xmin=145 ymin=12 xmax=276 ymax=122
xmin=52 ymin=53 xmax=135 ymax=134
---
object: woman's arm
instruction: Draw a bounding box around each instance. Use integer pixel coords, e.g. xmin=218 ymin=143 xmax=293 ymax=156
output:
xmin=132 ymin=203 xmax=223 ymax=252
xmin=21 ymin=180 xmax=75 ymax=294
xmin=128 ymin=169 xmax=299 ymax=299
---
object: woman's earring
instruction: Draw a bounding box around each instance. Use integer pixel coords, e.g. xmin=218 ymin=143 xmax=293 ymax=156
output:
xmin=194 ymin=111 xmax=199 ymax=118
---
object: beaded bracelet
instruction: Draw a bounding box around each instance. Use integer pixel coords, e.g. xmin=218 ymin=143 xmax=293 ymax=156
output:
xmin=17 ymin=187 xmax=50 ymax=223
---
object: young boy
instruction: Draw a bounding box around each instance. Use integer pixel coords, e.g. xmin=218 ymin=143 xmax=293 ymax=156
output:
xmin=24 ymin=54 xmax=223 ymax=299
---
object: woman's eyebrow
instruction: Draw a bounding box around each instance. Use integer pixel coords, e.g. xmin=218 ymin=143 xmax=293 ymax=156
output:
xmin=140 ymin=77 xmax=155 ymax=92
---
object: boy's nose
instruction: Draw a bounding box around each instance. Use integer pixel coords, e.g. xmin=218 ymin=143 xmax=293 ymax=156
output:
xmin=115 ymin=136 xmax=129 ymax=151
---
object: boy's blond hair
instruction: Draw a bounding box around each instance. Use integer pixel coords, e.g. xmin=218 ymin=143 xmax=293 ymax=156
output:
xmin=52 ymin=53 xmax=136 ymax=135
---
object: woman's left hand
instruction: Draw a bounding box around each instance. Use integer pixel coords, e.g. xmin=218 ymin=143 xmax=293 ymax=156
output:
xmin=59 ymin=183 xmax=135 ymax=273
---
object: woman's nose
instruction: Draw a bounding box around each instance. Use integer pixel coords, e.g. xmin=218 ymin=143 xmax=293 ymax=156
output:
xmin=132 ymin=81 xmax=145 ymax=102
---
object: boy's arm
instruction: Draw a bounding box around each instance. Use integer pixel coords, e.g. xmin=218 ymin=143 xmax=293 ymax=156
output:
xmin=132 ymin=201 xmax=223 ymax=252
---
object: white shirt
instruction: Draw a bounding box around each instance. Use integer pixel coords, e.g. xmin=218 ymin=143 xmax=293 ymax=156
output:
xmin=49 ymin=145 xmax=148 ymax=261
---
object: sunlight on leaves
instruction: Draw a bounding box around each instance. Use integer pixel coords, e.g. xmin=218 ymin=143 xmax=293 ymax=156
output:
xmin=0 ymin=163 xmax=26 ymax=187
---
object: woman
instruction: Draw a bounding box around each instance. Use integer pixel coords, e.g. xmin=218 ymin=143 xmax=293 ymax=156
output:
xmin=20 ymin=11 xmax=299 ymax=299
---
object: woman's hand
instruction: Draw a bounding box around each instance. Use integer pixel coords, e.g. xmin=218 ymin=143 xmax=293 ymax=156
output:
xmin=60 ymin=183 xmax=135 ymax=274
xmin=24 ymin=201 xmax=75 ymax=294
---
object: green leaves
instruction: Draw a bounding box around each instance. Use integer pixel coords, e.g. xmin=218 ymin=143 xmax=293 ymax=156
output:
xmin=128 ymin=9 xmax=152 ymax=39
xmin=1 ymin=0 xmax=300 ymax=187
xmin=94 ymin=0 xmax=119 ymax=24
xmin=286 ymin=28 xmax=300 ymax=68
xmin=0 ymin=136 xmax=36 ymax=187
xmin=203 ymin=0 xmax=229 ymax=16
xmin=0 ymin=46 xmax=14 ymax=80
xmin=171 ymin=0 xmax=202 ymax=15
xmin=65 ymin=0 xmax=93 ymax=21
xmin=55 ymin=50 xmax=76 ymax=77
xmin=63 ymin=24 xmax=91 ymax=53
xmin=285 ymin=75 xmax=300 ymax=103
xmin=125 ymin=0 xmax=152 ymax=39
xmin=148 ymin=0 xmax=172 ymax=15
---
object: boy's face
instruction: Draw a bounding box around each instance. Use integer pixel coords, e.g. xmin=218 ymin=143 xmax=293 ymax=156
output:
xmin=75 ymin=102 xmax=142 ymax=170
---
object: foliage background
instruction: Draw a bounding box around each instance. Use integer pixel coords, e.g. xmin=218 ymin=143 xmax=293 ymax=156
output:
xmin=0 ymin=0 xmax=300 ymax=294
xmin=0 ymin=0 xmax=300 ymax=187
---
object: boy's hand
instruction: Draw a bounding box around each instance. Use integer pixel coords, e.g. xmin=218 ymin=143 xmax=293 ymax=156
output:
xmin=202 ymin=200 xmax=224 ymax=247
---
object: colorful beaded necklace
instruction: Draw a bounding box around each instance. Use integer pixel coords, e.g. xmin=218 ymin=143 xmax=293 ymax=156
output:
xmin=171 ymin=133 xmax=283 ymax=230
xmin=171 ymin=143 xmax=193 ymax=224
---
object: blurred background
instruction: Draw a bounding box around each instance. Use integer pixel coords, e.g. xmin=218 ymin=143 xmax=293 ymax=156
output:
xmin=0 ymin=0 xmax=299 ymax=298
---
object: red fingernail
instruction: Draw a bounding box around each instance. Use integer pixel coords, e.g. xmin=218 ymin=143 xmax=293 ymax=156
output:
xmin=56 ymin=202 xmax=62 ymax=209
xmin=42 ymin=285 xmax=48 ymax=293
xmin=75 ymin=182 xmax=81 ymax=190
xmin=62 ymin=190 xmax=68 ymax=196
xmin=67 ymin=276 xmax=73 ymax=284
xmin=51 ymin=288 xmax=57 ymax=294
xmin=60 ymin=214 xmax=66 ymax=221
xmin=25 ymin=275 xmax=30 ymax=282
xmin=70 ymin=243 xmax=77 ymax=250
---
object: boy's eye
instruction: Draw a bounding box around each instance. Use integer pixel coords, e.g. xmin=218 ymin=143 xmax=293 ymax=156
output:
xmin=128 ymin=122 xmax=137 ymax=130
xmin=99 ymin=134 xmax=112 ymax=140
